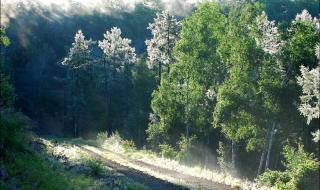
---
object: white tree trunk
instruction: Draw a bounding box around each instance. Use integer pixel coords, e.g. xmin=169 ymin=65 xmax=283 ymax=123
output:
xmin=231 ymin=140 xmax=235 ymax=169
xmin=257 ymin=151 xmax=266 ymax=176
xmin=265 ymin=121 xmax=276 ymax=170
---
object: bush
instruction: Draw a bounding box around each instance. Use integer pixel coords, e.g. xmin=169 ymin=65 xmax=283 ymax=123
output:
xmin=0 ymin=73 xmax=16 ymax=107
xmin=102 ymin=131 xmax=124 ymax=152
xmin=257 ymin=144 xmax=319 ymax=190
xmin=127 ymin=183 xmax=146 ymax=190
xmin=0 ymin=109 xmax=27 ymax=150
xmin=85 ymin=158 xmax=104 ymax=177
xmin=217 ymin=141 xmax=230 ymax=175
xmin=96 ymin=131 xmax=108 ymax=146
xmin=123 ymin=139 xmax=136 ymax=152
xmin=159 ymin=143 xmax=177 ymax=159
xmin=1 ymin=150 xmax=92 ymax=190
xmin=176 ymin=135 xmax=197 ymax=162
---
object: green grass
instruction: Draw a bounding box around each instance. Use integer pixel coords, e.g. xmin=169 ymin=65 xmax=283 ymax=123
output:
xmin=1 ymin=150 xmax=97 ymax=190
xmin=84 ymin=157 xmax=104 ymax=177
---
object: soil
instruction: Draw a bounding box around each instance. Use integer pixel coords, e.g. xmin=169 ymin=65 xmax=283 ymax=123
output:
xmin=78 ymin=145 xmax=236 ymax=190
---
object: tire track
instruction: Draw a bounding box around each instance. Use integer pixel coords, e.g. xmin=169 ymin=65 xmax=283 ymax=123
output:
xmin=78 ymin=145 xmax=235 ymax=190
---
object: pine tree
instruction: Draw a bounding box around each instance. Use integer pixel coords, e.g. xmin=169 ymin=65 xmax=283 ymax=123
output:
xmin=62 ymin=30 xmax=91 ymax=69
xmin=145 ymin=10 xmax=180 ymax=83
xmin=61 ymin=30 xmax=92 ymax=137
xmin=297 ymin=44 xmax=320 ymax=142
xmin=98 ymin=27 xmax=136 ymax=72
xmin=98 ymin=27 xmax=136 ymax=131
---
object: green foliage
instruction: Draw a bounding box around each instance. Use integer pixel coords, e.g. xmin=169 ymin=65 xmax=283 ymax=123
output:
xmin=282 ymin=14 xmax=319 ymax=77
xmin=1 ymin=150 xmax=95 ymax=190
xmin=123 ymin=139 xmax=136 ymax=152
xmin=217 ymin=142 xmax=230 ymax=174
xmin=176 ymin=135 xmax=197 ymax=162
xmin=0 ymin=28 xmax=10 ymax=47
xmin=258 ymin=144 xmax=319 ymax=190
xmin=127 ymin=183 xmax=146 ymax=190
xmin=96 ymin=131 xmax=108 ymax=146
xmin=175 ymin=2 xmax=226 ymax=86
xmin=0 ymin=73 xmax=16 ymax=107
xmin=85 ymin=158 xmax=104 ymax=177
xmin=0 ymin=110 xmax=27 ymax=150
xmin=148 ymin=2 xmax=226 ymax=155
xmin=159 ymin=143 xmax=177 ymax=159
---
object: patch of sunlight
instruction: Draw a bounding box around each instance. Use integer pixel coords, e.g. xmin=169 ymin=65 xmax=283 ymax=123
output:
xmin=91 ymin=136 xmax=273 ymax=190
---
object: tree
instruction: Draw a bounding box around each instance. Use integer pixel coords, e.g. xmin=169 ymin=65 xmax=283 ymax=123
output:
xmin=255 ymin=10 xmax=284 ymax=173
xmin=0 ymin=28 xmax=15 ymax=108
xmin=99 ymin=27 xmax=136 ymax=72
xmin=98 ymin=27 xmax=136 ymax=131
xmin=213 ymin=3 xmax=265 ymax=174
xmin=281 ymin=9 xmax=319 ymax=82
xmin=147 ymin=2 xmax=226 ymax=165
xmin=61 ymin=30 xmax=93 ymax=137
xmin=145 ymin=10 xmax=180 ymax=83
xmin=297 ymin=44 xmax=320 ymax=142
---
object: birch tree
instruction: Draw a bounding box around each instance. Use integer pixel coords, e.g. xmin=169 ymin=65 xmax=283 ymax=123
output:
xmin=256 ymin=11 xmax=283 ymax=173
xmin=145 ymin=10 xmax=180 ymax=82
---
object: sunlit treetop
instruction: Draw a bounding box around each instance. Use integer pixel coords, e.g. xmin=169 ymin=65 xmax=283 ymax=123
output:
xmin=292 ymin=9 xmax=320 ymax=31
xmin=62 ymin=30 xmax=92 ymax=69
xmin=98 ymin=27 xmax=136 ymax=71
xmin=145 ymin=10 xmax=180 ymax=69
xmin=297 ymin=44 xmax=320 ymax=125
xmin=256 ymin=11 xmax=283 ymax=55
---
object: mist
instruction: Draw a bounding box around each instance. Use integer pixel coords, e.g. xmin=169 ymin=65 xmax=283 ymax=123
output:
xmin=1 ymin=0 xmax=201 ymax=26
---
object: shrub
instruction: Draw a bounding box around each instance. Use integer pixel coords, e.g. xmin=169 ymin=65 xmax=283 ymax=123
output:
xmin=2 ymin=151 xmax=82 ymax=190
xmin=127 ymin=183 xmax=146 ymax=190
xmin=123 ymin=139 xmax=136 ymax=152
xmin=159 ymin=143 xmax=177 ymax=159
xmin=85 ymin=158 xmax=104 ymax=177
xmin=0 ymin=109 xmax=27 ymax=150
xmin=103 ymin=131 xmax=124 ymax=152
xmin=257 ymin=144 xmax=319 ymax=190
xmin=217 ymin=141 xmax=230 ymax=175
xmin=0 ymin=73 xmax=16 ymax=107
xmin=176 ymin=135 xmax=197 ymax=162
xmin=96 ymin=131 xmax=108 ymax=146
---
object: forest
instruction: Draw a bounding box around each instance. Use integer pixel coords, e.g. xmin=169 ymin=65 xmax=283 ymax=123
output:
xmin=0 ymin=0 xmax=319 ymax=190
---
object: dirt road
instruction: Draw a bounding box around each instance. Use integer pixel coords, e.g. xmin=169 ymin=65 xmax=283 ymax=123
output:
xmin=78 ymin=145 xmax=235 ymax=190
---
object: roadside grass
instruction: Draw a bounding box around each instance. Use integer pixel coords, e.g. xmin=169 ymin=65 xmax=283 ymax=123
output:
xmin=0 ymin=150 xmax=102 ymax=190
xmin=41 ymin=138 xmax=149 ymax=190
xmin=51 ymin=133 xmax=272 ymax=190
xmin=44 ymin=135 xmax=272 ymax=189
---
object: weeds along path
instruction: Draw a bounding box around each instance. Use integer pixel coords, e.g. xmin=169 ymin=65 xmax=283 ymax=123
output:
xmin=77 ymin=145 xmax=236 ymax=190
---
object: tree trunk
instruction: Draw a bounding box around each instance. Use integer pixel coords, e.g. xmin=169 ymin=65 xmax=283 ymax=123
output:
xmin=158 ymin=62 xmax=162 ymax=84
xmin=257 ymin=150 xmax=266 ymax=176
xmin=103 ymin=61 xmax=110 ymax=130
xmin=185 ymin=76 xmax=190 ymax=140
xmin=265 ymin=120 xmax=276 ymax=170
xmin=167 ymin=19 xmax=170 ymax=74
xmin=231 ymin=140 xmax=235 ymax=170
xmin=204 ymin=130 xmax=209 ymax=167
xmin=257 ymin=125 xmax=272 ymax=176
xmin=73 ymin=115 xmax=77 ymax=137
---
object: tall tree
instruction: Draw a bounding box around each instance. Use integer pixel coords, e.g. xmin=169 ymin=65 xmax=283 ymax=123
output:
xmin=297 ymin=44 xmax=320 ymax=142
xmin=98 ymin=27 xmax=136 ymax=131
xmin=62 ymin=30 xmax=93 ymax=137
xmin=213 ymin=2 xmax=270 ymax=174
xmin=147 ymin=2 xmax=226 ymax=164
xmin=145 ymin=10 xmax=180 ymax=83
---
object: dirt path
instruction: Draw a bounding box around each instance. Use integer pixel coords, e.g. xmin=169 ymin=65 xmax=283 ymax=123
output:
xmin=78 ymin=145 xmax=235 ymax=190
